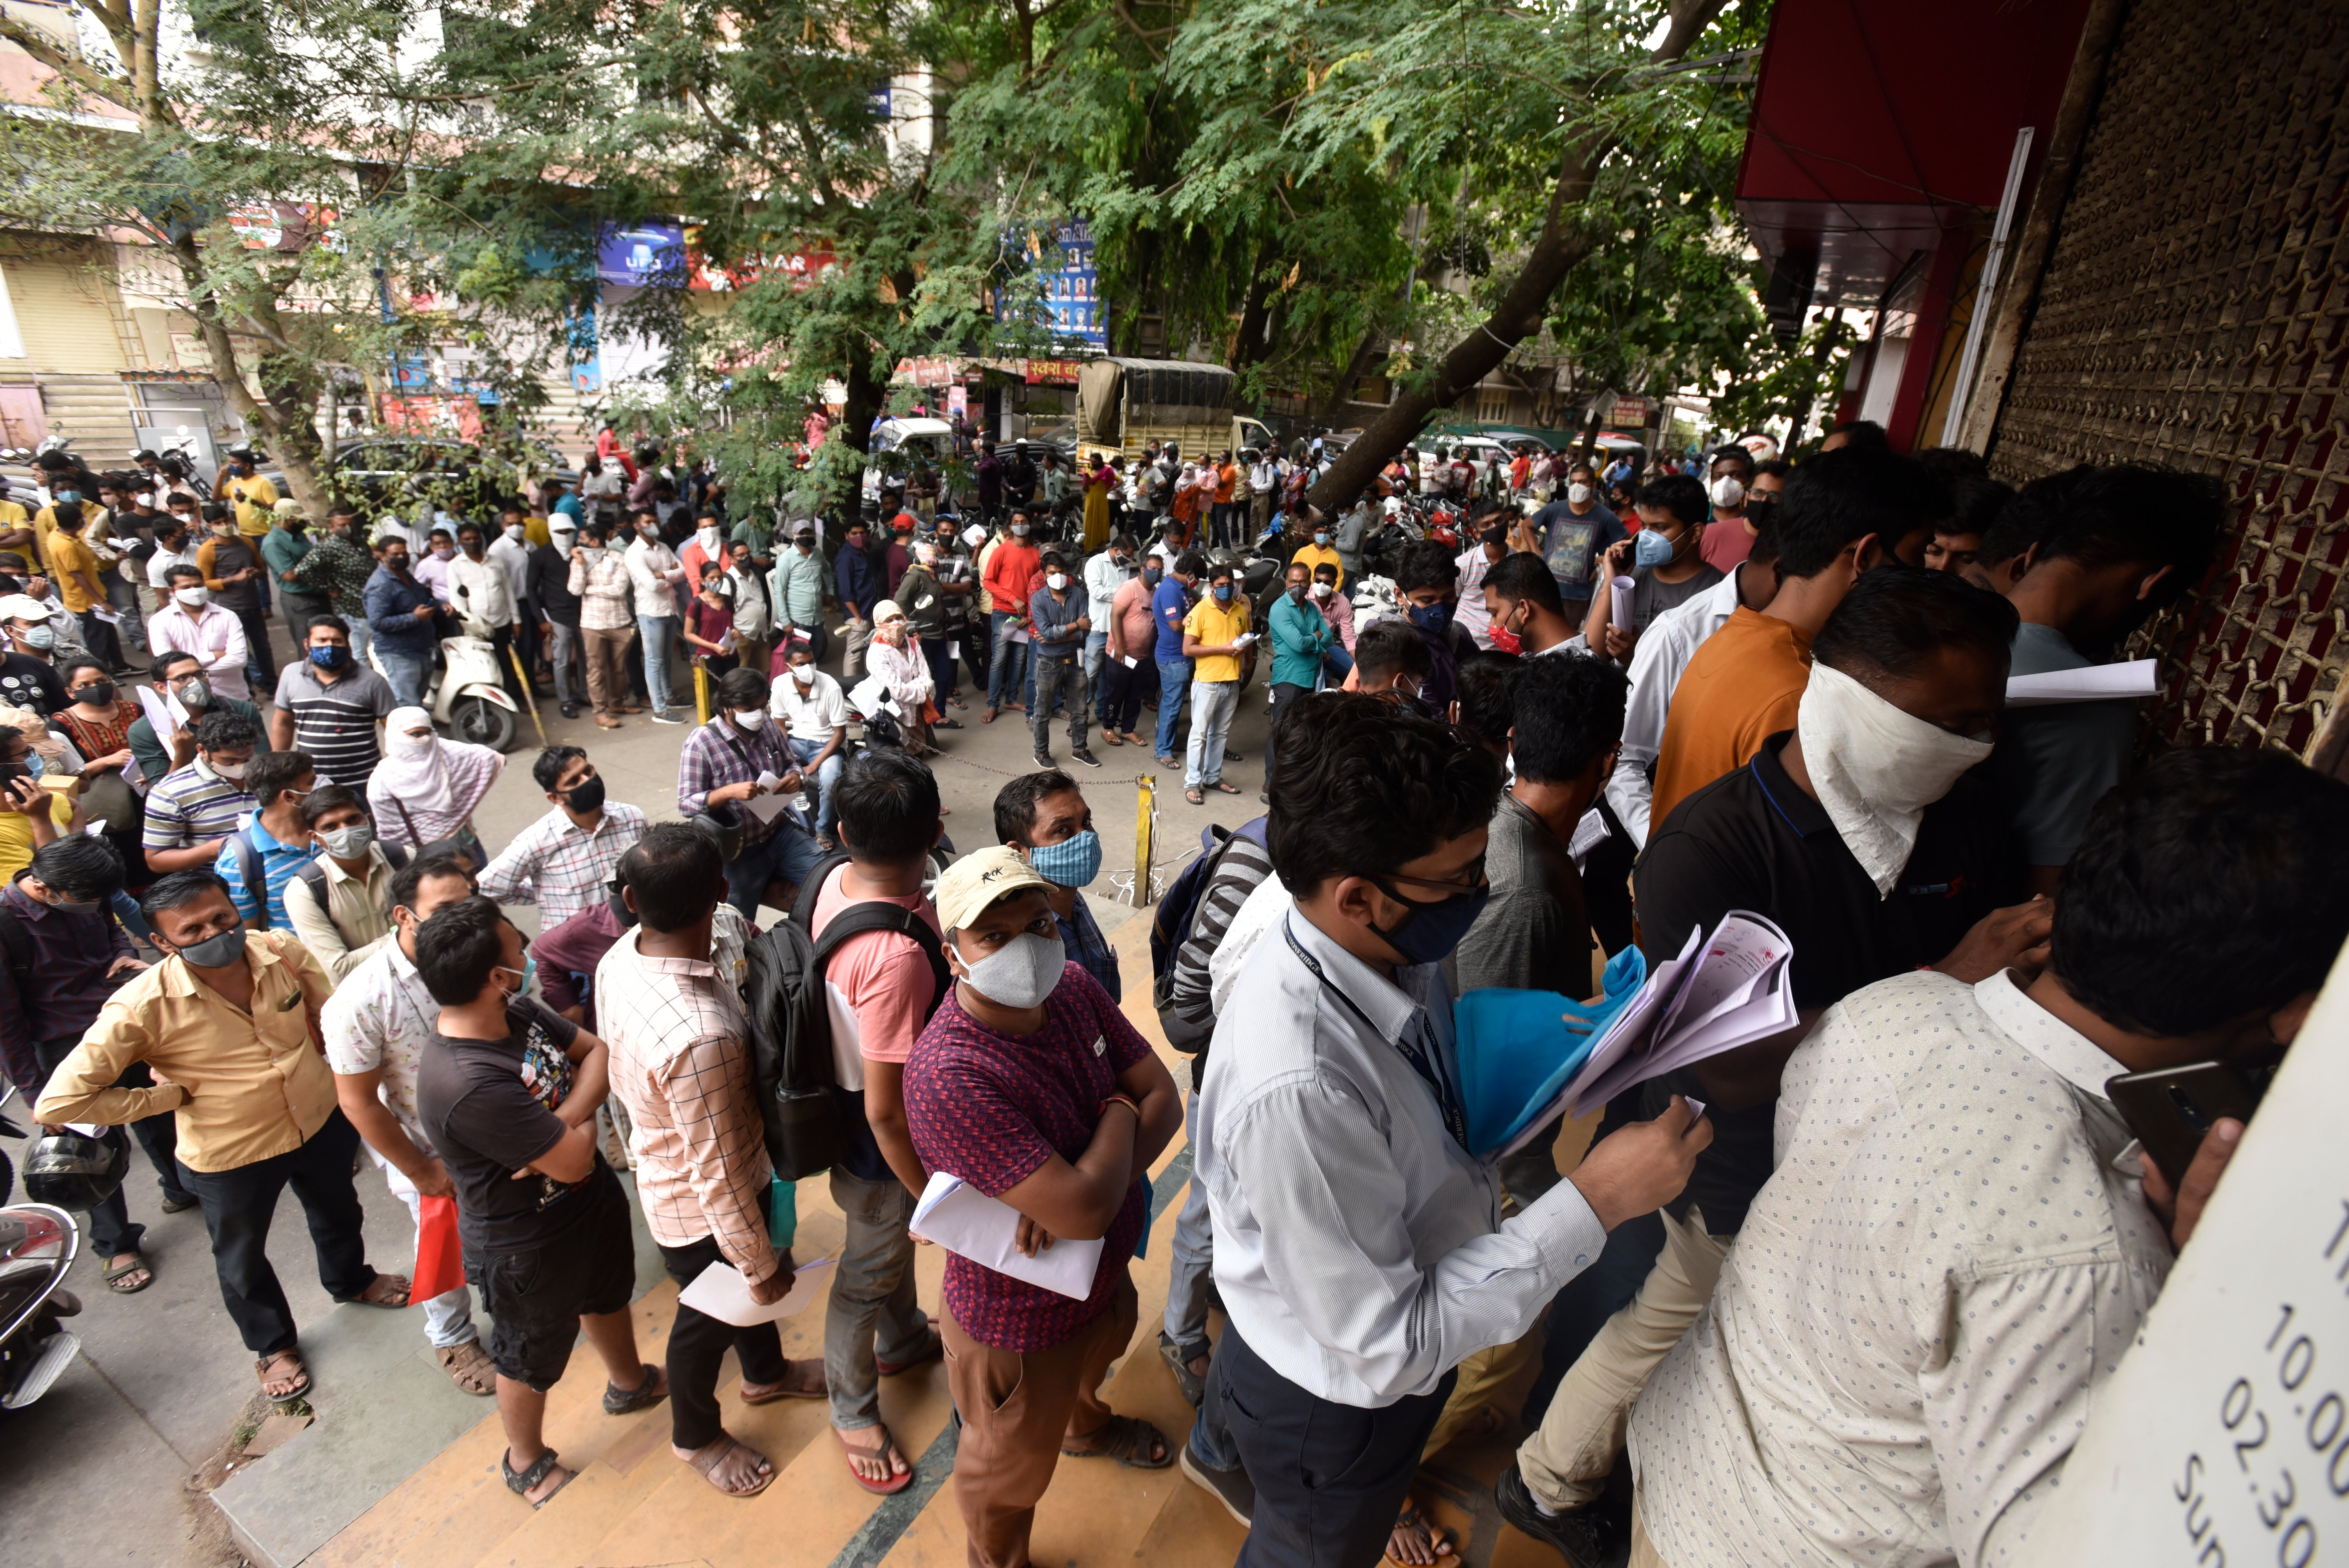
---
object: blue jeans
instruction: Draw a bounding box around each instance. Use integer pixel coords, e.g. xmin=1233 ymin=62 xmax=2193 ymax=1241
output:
xmin=638 ymin=613 xmax=678 ymax=713
xmin=788 ymin=736 xmax=845 ymax=839
xmin=1164 ymin=1092 xmax=1214 ymax=1355
xmin=346 ymin=616 xmax=372 ymax=670
xmin=987 ymin=609 xmax=1027 ymax=708
xmin=1153 ymin=656 xmax=1192 ymax=756
xmin=1084 ymin=627 xmax=1108 ymax=688
xmin=1322 ymin=645 xmax=1354 ymax=684
xmin=377 ymin=649 xmax=430 ymax=707
xmin=723 ymin=820 xmax=824 ymax=919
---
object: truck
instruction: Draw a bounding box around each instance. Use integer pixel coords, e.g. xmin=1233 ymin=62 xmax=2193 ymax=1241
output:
xmin=1074 ymin=357 xmax=1278 ymax=466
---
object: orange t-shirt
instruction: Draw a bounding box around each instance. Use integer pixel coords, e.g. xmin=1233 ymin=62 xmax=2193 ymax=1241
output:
xmin=1214 ymin=463 xmax=1237 ymax=505
xmin=1649 ymin=606 xmax=1813 ymax=830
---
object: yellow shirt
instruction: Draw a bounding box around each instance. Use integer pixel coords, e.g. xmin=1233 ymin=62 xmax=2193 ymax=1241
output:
xmin=524 ymin=512 xmax=552 ymax=547
xmin=225 ymin=473 xmax=280 ymax=536
xmin=35 ymin=932 xmax=339 ymax=1173
xmin=47 ymin=530 xmax=102 ymax=611
xmin=1290 ymin=542 xmax=1344 ymax=590
xmin=31 ymin=503 xmax=107 ymax=578
xmin=1183 ymin=595 xmax=1252 ymax=683
xmin=0 ymin=789 xmax=75 ymax=882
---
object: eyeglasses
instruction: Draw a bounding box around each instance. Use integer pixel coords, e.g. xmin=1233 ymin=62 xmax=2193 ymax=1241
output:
xmin=1381 ymin=854 xmax=1488 ymax=899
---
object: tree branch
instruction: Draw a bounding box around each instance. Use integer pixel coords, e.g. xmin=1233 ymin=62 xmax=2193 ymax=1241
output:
xmin=0 ymin=17 xmax=138 ymax=112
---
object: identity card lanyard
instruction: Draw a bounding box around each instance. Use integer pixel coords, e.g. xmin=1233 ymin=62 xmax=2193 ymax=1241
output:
xmin=1281 ymin=915 xmax=1470 ymax=1153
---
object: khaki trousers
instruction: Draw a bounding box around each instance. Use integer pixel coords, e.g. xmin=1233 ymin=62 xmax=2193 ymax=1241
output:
xmin=1515 ymin=1205 xmax=1730 ymax=1509
xmin=1421 ymin=1328 xmax=1539 ymax=1459
xmin=581 ymin=624 xmax=632 ymax=715
xmin=943 ymin=1278 xmax=1139 ymax=1568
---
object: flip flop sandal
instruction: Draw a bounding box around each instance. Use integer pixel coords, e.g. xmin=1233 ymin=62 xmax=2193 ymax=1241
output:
xmin=435 ymin=1341 xmax=497 ymax=1395
xmin=936 ymin=718 xmax=963 ymax=729
xmin=1185 ymin=788 xmax=1205 ymax=805
xmin=740 ymin=1363 xmax=828 ymax=1404
xmin=103 ymin=1254 xmax=154 ymax=1294
xmin=1210 ymin=781 xmax=1242 ymax=795
xmin=1157 ymin=1330 xmax=1206 ymax=1407
xmin=603 ymin=1363 xmax=668 ymax=1415
xmin=835 ymin=1427 xmax=914 ymax=1495
xmin=683 ymin=1434 xmax=777 ymax=1499
xmin=1061 ymin=1414 xmax=1174 ymax=1469
xmin=255 ymin=1349 xmax=311 ymax=1406
xmin=342 ymin=1273 xmax=412 ymax=1308
xmin=876 ymin=1328 xmax=943 ymax=1376
xmin=502 ymin=1447 xmax=576 ymax=1509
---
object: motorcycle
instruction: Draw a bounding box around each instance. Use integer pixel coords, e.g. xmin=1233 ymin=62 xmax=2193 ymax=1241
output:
xmin=369 ymin=608 xmax=522 ymax=752
xmin=0 ymin=1203 xmax=83 ymax=1411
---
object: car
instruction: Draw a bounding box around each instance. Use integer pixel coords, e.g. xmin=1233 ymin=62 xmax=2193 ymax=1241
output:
xmin=326 ymin=436 xmax=576 ymax=519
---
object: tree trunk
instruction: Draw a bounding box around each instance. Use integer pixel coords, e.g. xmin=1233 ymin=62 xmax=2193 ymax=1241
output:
xmin=1229 ymin=239 xmax=1278 ymax=376
xmin=840 ymin=348 xmax=886 ymax=517
xmin=1317 ymin=328 xmax=1390 ymax=423
xmin=1305 ymin=0 xmax=1729 ymax=511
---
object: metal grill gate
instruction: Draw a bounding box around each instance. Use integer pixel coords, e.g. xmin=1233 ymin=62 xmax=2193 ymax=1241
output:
xmin=1987 ymin=0 xmax=2349 ymax=756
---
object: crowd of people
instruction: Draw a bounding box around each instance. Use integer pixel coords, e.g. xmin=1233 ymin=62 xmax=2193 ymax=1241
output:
xmin=2 ymin=416 xmax=2341 ymax=1568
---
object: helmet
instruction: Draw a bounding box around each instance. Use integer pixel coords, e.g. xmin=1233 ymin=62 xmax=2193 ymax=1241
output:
xmin=1383 ymin=496 xmax=1405 ymax=517
xmin=690 ymin=801 xmax=747 ymax=865
xmin=23 ymin=1130 xmax=126 ymax=1212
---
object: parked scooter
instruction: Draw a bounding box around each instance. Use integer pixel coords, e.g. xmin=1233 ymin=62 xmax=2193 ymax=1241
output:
xmin=369 ymin=608 xmax=520 ymax=752
xmin=0 ymin=1203 xmax=82 ymax=1411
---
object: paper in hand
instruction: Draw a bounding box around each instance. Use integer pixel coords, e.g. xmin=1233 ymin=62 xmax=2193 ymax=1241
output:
xmin=911 ymin=1172 xmax=1104 ymax=1300
xmin=675 ymin=1256 xmax=834 ymax=1327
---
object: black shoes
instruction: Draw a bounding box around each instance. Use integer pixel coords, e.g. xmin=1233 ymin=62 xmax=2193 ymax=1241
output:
xmin=1033 ymin=752 xmax=1055 ymax=769
xmin=1071 ymin=747 xmax=1101 ymax=768
xmin=1492 ymin=1465 xmax=1626 ymax=1568
xmin=1179 ymin=1444 xmax=1255 ymax=1529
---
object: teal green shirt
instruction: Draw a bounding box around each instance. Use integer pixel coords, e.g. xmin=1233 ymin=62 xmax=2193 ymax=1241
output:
xmin=729 ymin=516 xmax=774 ymax=567
xmin=772 ymin=546 xmax=828 ymax=627
xmin=1268 ymin=592 xmax=1332 ymax=688
xmin=260 ymin=525 xmax=313 ymax=589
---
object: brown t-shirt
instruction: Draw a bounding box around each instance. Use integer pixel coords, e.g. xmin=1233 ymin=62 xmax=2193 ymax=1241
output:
xmin=1649 ymin=605 xmax=1812 ymax=831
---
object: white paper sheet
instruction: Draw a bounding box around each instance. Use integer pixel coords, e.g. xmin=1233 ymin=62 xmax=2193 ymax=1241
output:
xmin=743 ymin=789 xmax=793 ymax=823
xmin=909 ymin=1172 xmax=1104 ymax=1300
xmin=947 ymin=640 xmax=960 ymax=659
xmin=1567 ymin=807 xmax=1610 ymax=865
xmin=1121 ymin=654 xmax=1139 ymax=669
xmin=1610 ymin=574 xmax=1635 ymax=633
xmin=848 ymin=673 xmax=895 ymax=715
xmin=2005 ymin=659 xmax=2157 ymax=707
xmin=1009 ymin=627 xmax=1031 ymax=645
xmin=676 ymin=1256 xmax=834 ymax=1327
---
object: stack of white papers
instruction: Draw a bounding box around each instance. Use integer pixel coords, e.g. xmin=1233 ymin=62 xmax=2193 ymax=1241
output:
xmin=910 ymin=1172 xmax=1103 ymax=1300
xmin=1497 ymin=912 xmax=1798 ymax=1157
xmin=2006 ymin=659 xmax=2158 ymax=707
xmin=676 ymin=1256 xmax=835 ymax=1327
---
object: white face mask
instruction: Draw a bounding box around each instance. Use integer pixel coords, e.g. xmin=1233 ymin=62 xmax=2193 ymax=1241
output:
xmin=1567 ymin=483 xmax=1593 ymax=505
xmin=1310 ymin=581 xmax=1332 ymax=600
xmin=1709 ymin=475 xmax=1746 ymax=509
xmin=697 ymin=527 xmax=720 ymax=551
xmin=503 ymin=523 xmax=526 ymax=542
xmin=205 ymin=756 xmax=248 ymax=782
xmin=729 ymin=708 xmax=765 ymax=731
xmin=788 ymin=663 xmax=815 ymax=686
xmin=394 ymin=729 xmax=435 ymax=757
xmin=952 ymin=930 xmax=1065 ymax=1010
xmin=175 ymin=586 xmax=210 ymax=609
xmin=1795 ymin=661 xmax=1993 ymax=898
xmin=1046 ymin=571 xmax=1068 ymax=591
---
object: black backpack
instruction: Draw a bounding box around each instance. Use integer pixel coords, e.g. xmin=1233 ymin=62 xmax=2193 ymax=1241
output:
xmin=743 ymin=851 xmax=950 ymax=1183
xmin=1148 ymin=814 xmax=1269 ymax=1043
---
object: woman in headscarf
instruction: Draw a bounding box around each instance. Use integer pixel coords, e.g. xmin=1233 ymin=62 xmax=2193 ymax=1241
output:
xmin=366 ymin=706 xmax=503 ymax=867
xmin=865 ymin=600 xmax=936 ymax=756
xmin=1081 ymin=454 xmax=1114 ymax=552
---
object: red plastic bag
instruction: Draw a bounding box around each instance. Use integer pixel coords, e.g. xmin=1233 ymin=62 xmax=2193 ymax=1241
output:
xmin=410 ymin=1193 xmax=465 ymax=1301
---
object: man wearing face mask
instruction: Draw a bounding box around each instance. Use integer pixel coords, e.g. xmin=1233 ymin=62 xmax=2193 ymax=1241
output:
xmin=148 ymin=501 xmax=201 ymax=613
xmin=1388 ymin=541 xmax=1476 ymax=715
xmin=1263 ymin=562 xmax=1333 ymax=802
xmin=678 ymin=666 xmax=820 ymax=918
xmin=1581 ymin=474 xmax=1723 ymax=662
xmin=269 ymin=616 xmax=394 ymax=788
xmin=283 ymin=507 xmax=379 ymax=669
xmin=1993 ymin=463 xmax=2223 ymax=899
xmin=1501 ymin=570 xmax=2050 ymax=1563
xmin=481 ymin=746 xmax=651 ymax=929
xmin=1098 ymin=547 xmax=1160 ymax=748
xmin=770 ymin=527 xmax=830 ymax=670
xmin=0 ymin=836 xmax=177 ymax=1297
xmin=450 ymin=520 xmax=530 ymax=711
xmin=1180 ymin=563 xmax=1253 ymax=805
xmin=979 ymin=511 xmax=1040 ymax=721
xmin=1650 ymin=447 xmax=1944 ymax=830
xmin=1025 ymin=552 xmax=1098 ymax=770
xmin=363 ymin=536 xmax=443 ymax=709
xmin=1694 ymin=445 xmax=1756 ymax=572
xmin=195 ymin=500 xmax=276 ymax=694
xmin=215 ymin=749 xmax=322 ymax=933
xmin=1289 ymin=513 xmax=1344 ymax=590
xmin=1150 ymin=549 xmax=1203 ymax=766
xmin=1081 ymin=533 xmax=1135 ymax=691
xmin=147 ymin=563 xmax=253 ymax=704
xmin=143 ymin=708 xmax=260 ymax=875
xmin=1520 ymin=461 xmax=1623 ymax=609
xmin=1194 ymin=695 xmax=1707 ymax=1568
xmin=0 ymin=592 xmax=71 ymax=716
xmin=529 ymin=515 xmax=587 ymax=719
xmin=413 ymin=526 xmax=459 ymax=606
xmin=902 ymin=846 xmax=1185 ymax=1567
xmin=281 ymin=783 xmax=407 ymax=981
xmin=1451 ymin=519 xmax=1510 ymax=649
xmin=994 ymin=770 xmax=1119 ymax=1000
xmin=39 ymin=868 xmax=407 ymax=1406
xmin=128 ymin=650 xmax=267 ymax=786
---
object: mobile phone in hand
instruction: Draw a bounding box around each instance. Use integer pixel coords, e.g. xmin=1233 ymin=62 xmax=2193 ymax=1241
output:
xmin=2103 ymin=1061 xmax=2264 ymax=1188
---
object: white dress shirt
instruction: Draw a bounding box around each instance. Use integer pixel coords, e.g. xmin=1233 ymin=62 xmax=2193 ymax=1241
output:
xmin=768 ymin=665 xmax=849 ymax=745
xmin=488 ymin=533 xmax=533 ymax=604
xmin=147 ymin=601 xmax=252 ymax=701
xmin=446 ymin=551 xmax=515 ymax=627
xmin=1629 ymin=969 xmax=2168 ymax=1568
xmin=1605 ymin=563 xmax=1751 ymax=848
xmin=1084 ymin=548 xmax=1132 ymax=627
xmin=625 ymin=536 xmax=683 ymax=620
xmin=1198 ymin=909 xmax=1607 ymax=1408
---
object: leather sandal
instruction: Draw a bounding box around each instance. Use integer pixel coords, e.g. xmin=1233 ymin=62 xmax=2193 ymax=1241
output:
xmin=502 ymin=1447 xmax=575 ymax=1509
xmin=603 ymin=1363 xmax=668 ymax=1415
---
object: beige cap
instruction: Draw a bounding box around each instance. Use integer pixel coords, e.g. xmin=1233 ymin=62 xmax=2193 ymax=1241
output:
xmin=931 ymin=845 xmax=1052 ymax=934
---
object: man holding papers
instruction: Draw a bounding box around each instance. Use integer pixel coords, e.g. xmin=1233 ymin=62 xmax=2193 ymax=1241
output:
xmin=901 ymin=846 xmax=1182 ymax=1568
xmin=1197 ymin=694 xmax=1707 ymax=1568
xmin=1501 ymin=567 xmax=2052 ymax=1564
xmin=597 ymin=824 xmax=826 ymax=1500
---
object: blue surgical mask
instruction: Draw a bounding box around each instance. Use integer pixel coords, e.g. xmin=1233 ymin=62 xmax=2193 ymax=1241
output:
xmin=1313 ymin=531 xmax=1331 ymax=545
xmin=1028 ymin=829 xmax=1102 ymax=889
xmin=21 ymin=751 xmax=43 ymax=779
xmin=1406 ymin=601 xmax=1452 ymax=634
xmin=499 ymin=954 xmax=537 ymax=996
xmin=1634 ymin=527 xmax=1677 ymax=568
xmin=1213 ymin=583 xmax=1234 ymax=603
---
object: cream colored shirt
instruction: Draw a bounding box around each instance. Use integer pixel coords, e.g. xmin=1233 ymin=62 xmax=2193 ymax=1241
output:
xmin=36 ymin=933 xmax=338 ymax=1172
xmin=1628 ymin=970 xmax=2170 ymax=1568
xmin=281 ymin=846 xmax=397 ymax=983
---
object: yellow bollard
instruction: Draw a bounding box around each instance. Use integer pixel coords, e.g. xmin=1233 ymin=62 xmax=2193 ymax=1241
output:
xmin=692 ymin=661 xmax=712 ymax=725
xmin=1134 ymin=773 xmax=1156 ymax=905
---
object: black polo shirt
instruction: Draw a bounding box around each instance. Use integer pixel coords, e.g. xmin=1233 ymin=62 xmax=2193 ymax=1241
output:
xmin=1629 ymin=730 xmax=2005 ymax=1232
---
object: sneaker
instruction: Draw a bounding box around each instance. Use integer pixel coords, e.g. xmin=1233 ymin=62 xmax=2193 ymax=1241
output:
xmin=1492 ymin=1465 xmax=1622 ymax=1567
xmin=1033 ymin=752 xmax=1055 ymax=769
xmin=560 ymin=703 xmax=580 ymax=720
xmin=1180 ymin=1444 xmax=1255 ymax=1529
xmin=1071 ymin=748 xmax=1101 ymax=769
xmin=649 ymin=709 xmax=685 ymax=725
